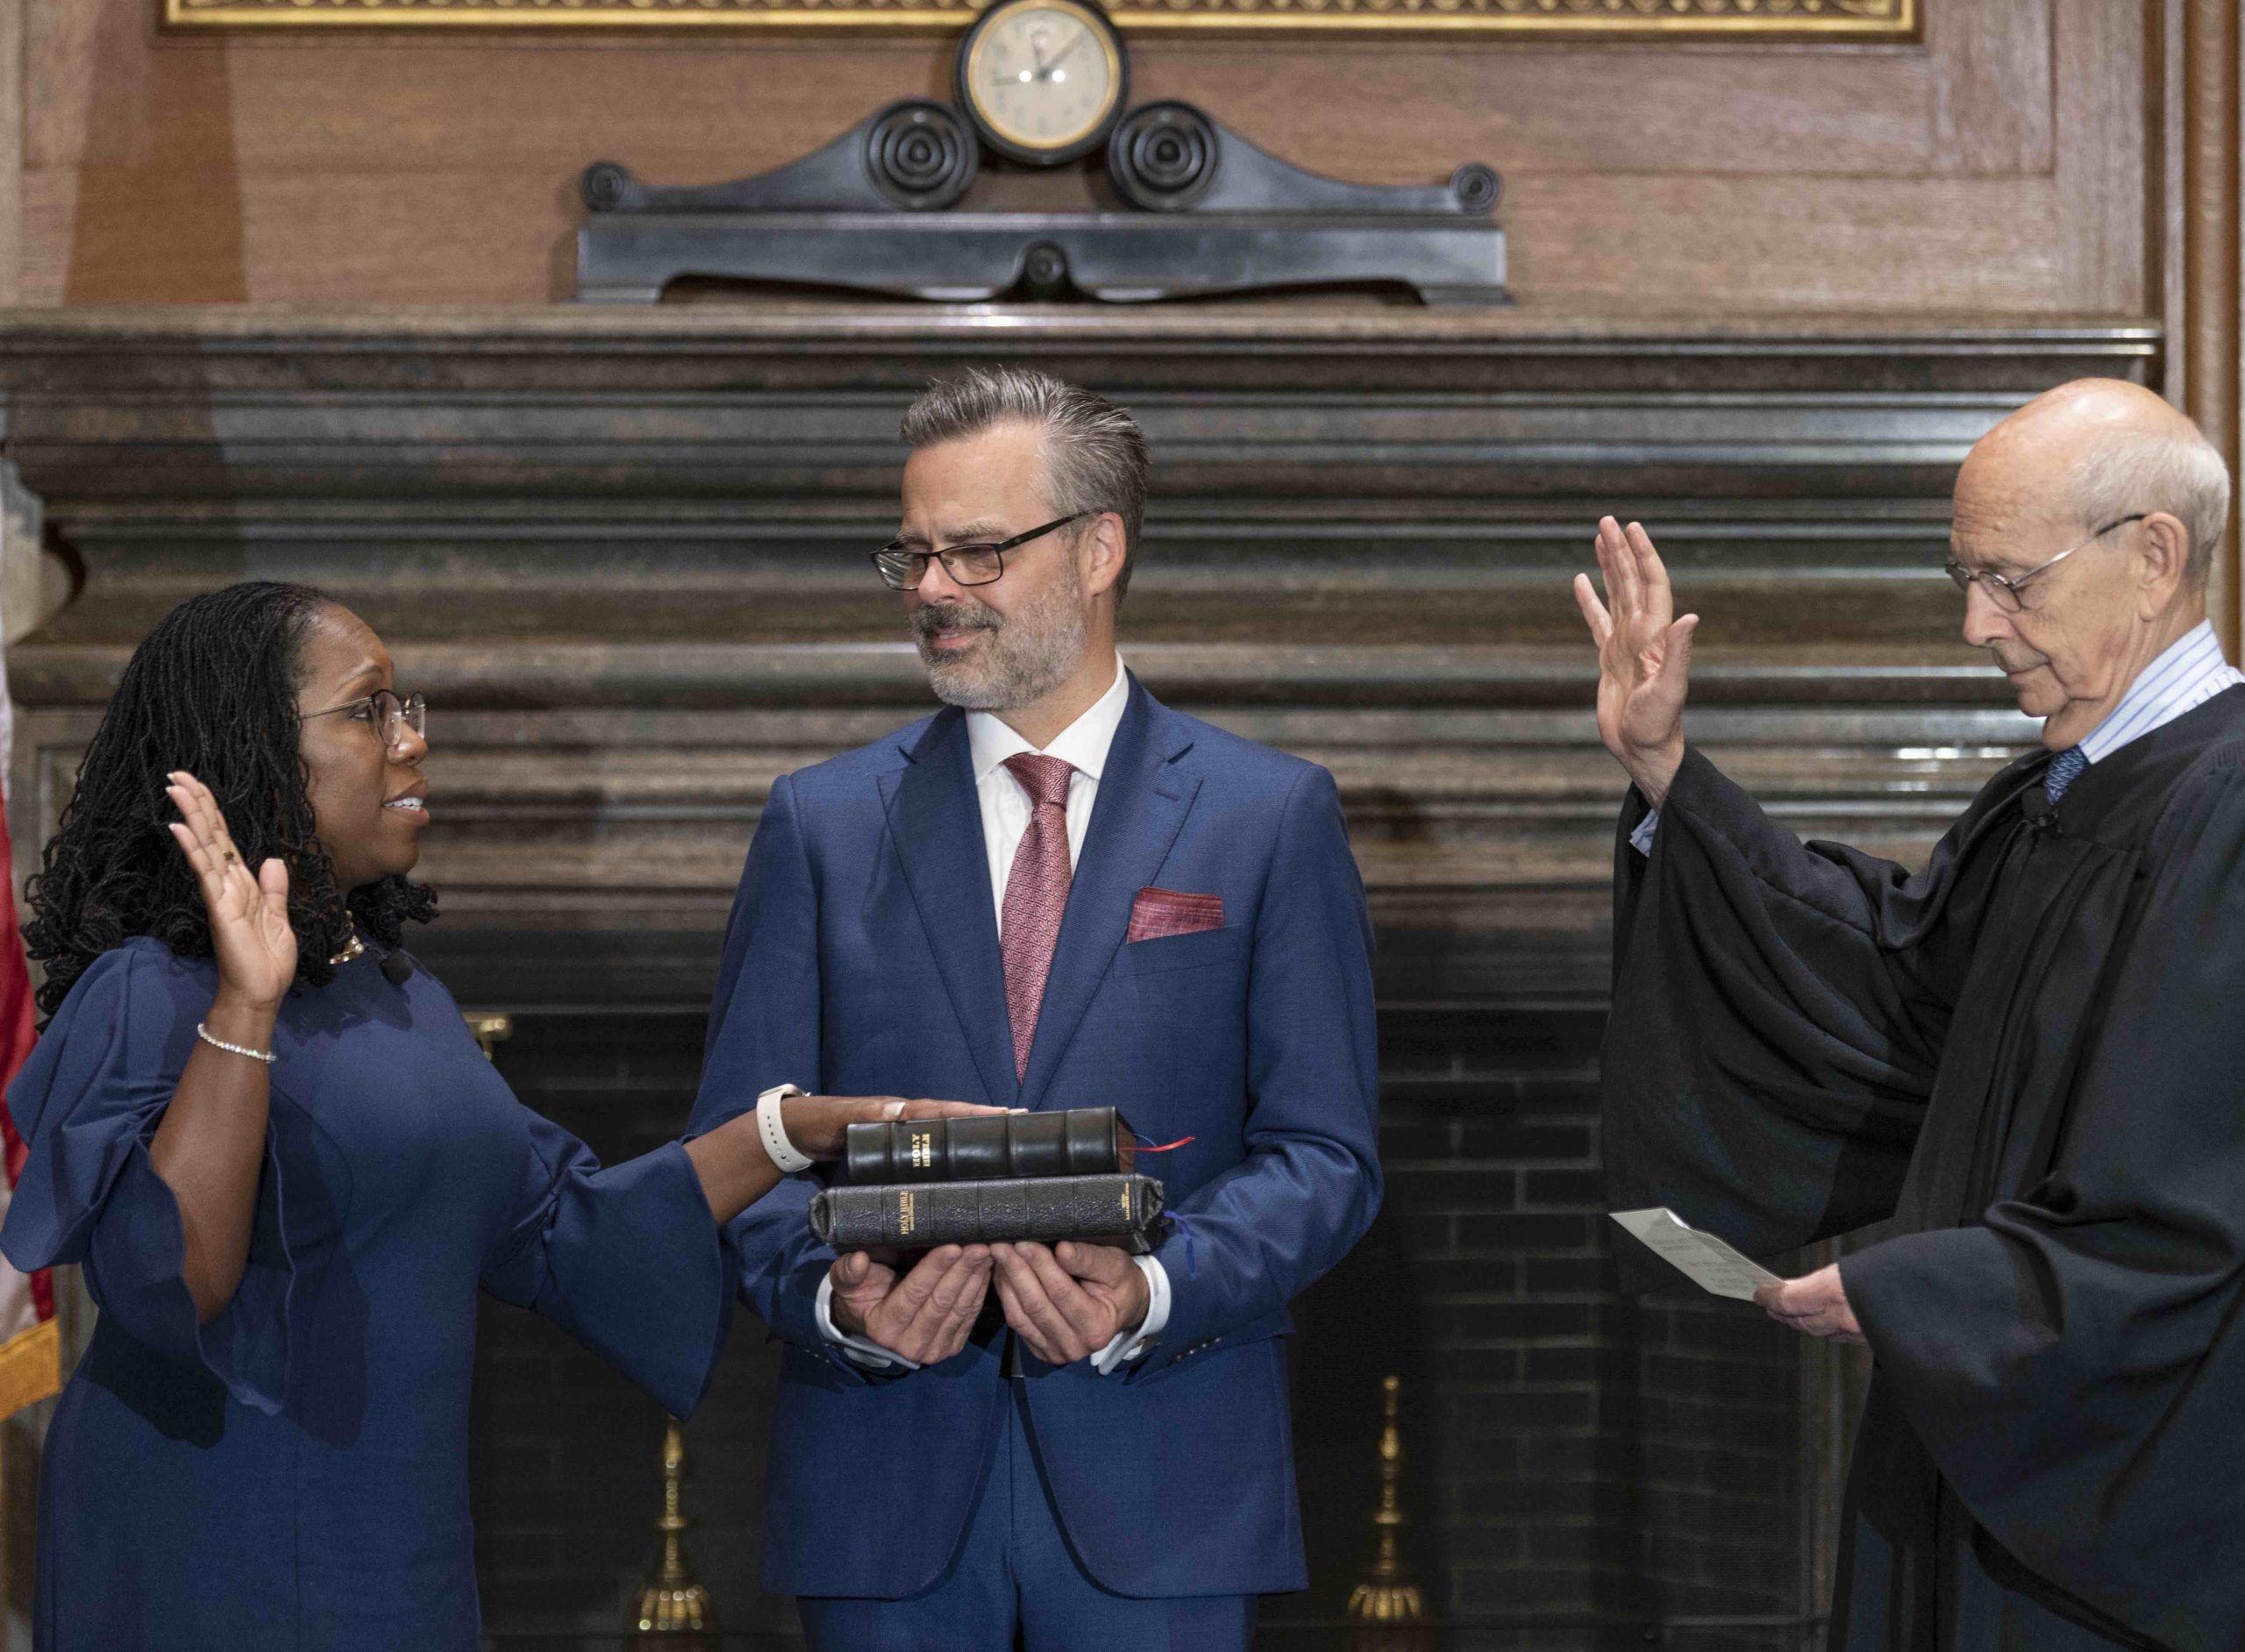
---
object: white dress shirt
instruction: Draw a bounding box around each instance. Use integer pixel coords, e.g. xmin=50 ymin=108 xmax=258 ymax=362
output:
xmin=816 ymin=655 xmax=1172 ymax=1374
xmin=1629 ymin=619 xmax=2245 ymax=856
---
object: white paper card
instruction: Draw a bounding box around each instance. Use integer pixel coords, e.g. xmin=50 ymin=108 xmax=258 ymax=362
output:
xmin=1609 ymin=1207 xmax=1782 ymax=1302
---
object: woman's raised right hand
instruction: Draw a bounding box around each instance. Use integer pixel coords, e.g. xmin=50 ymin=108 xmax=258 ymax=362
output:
xmin=166 ymin=771 xmax=297 ymax=1012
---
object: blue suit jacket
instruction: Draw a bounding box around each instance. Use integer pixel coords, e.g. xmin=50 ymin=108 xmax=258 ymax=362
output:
xmin=688 ymin=677 xmax=1381 ymax=1599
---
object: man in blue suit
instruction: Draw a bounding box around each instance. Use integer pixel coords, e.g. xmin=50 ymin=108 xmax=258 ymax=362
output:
xmin=688 ymin=367 xmax=1382 ymax=1650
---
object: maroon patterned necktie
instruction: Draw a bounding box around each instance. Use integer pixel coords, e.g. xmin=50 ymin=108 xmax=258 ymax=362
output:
xmin=1000 ymin=752 xmax=1075 ymax=1079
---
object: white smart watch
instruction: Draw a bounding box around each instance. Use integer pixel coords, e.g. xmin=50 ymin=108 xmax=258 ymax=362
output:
xmin=756 ymin=1082 xmax=815 ymax=1174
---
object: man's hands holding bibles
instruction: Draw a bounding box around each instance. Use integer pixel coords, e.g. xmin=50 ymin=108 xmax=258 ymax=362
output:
xmin=993 ymin=1241 xmax=1150 ymax=1367
xmin=828 ymin=1245 xmax=995 ymax=1366
xmin=821 ymin=1107 xmax=1158 ymax=1367
xmin=825 ymin=1239 xmax=1151 ymax=1368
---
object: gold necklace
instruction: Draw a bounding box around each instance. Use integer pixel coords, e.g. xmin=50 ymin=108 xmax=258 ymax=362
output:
xmin=329 ymin=934 xmax=365 ymax=968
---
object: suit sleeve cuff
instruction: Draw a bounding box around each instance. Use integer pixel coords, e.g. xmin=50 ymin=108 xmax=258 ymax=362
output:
xmin=815 ymin=1270 xmax=921 ymax=1371
xmin=1093 ymin=1253 xmax=1170 ymax=1375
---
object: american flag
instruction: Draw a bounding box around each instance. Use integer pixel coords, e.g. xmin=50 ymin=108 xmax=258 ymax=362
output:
xmin=0 ymin=469 xmax=59 ymax=1416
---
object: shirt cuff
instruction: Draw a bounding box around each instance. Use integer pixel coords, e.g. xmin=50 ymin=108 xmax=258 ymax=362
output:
xmin=815 ymin=1270 xmax=922 ymax=1371
xmin=1629 ymin=808 xmax=1661 ymax=857
xmin=1092 ymin=1254 xmax=1170 ymax=1375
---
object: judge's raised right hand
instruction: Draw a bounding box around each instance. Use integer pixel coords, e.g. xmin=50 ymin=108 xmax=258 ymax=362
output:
xmin=1572 ymin=516 xmax=1698 ymax=809
xmin=829 ymin=1244 xmax=994 ymax=1367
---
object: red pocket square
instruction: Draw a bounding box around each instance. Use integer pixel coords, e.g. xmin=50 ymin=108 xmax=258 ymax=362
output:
xmin=1128 ymin=887 xmax=1225 ymax=944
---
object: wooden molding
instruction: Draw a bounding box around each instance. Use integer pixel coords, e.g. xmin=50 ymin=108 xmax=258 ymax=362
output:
xmin=0 ymin=0 xmax=17 ymax=310
xmin=2160 ymin=0 xmax=2242 ymax=658
xmin=160 ymin=0 xmax=1918 ymax=37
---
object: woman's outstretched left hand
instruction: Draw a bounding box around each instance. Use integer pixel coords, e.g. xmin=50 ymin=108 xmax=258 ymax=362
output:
xmin=780 ymin=1096 xmax=1012 ymax=1161
xmin=686 ymin=1097 xmax=1009 ymax=1225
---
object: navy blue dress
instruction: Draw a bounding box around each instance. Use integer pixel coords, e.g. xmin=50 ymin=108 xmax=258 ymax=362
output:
xmin=0 ymin=937 xmax=736 ymax=1651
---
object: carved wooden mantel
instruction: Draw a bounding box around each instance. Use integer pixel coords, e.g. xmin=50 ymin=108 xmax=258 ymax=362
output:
xmin=0 ymin=305 xmax=2154 ymax=1008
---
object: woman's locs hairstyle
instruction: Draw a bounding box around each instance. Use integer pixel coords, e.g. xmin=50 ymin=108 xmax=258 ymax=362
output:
xmin=21 ymin=582 xmax=436 ymax=1023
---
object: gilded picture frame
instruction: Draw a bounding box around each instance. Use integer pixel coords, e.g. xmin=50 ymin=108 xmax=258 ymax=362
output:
xmin=163 ymin=0 xmax=1916 ymax=39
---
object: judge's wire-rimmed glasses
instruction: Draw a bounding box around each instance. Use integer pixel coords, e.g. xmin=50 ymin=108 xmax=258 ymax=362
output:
xmin=1943 ymin=513 xmax=2149 ymax=613
xmin=302 ymin=688 xmax=427 ymax=752
xmin=872 ymin=513 xmax=1090 ymax=592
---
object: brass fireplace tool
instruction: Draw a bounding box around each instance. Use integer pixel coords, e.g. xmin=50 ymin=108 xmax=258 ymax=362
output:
xmin=1347 ymin=1375 xmax=1432 ymax=1648
xmin=631 ymin=1417 xmax=716 ymax=1645
xmin=462 ymin=1012 xmax=513 ymax=1063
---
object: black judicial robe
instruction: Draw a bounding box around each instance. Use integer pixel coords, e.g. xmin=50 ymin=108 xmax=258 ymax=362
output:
xmin=1605 ymin=687 xmax=2245 ymax=1652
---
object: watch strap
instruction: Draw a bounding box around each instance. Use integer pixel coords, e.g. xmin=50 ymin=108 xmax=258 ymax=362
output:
xmin=757 ymin=1083 xmax=815 ymax=1175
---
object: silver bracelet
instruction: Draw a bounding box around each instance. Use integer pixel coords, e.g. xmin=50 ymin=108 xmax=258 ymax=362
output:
xmin=196 ymin=1022 xmax=275 ymax=1065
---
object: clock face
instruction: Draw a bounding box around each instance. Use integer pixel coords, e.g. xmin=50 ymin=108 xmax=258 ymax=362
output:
xmin=960 ymin=0 xmax=1127 ymax=166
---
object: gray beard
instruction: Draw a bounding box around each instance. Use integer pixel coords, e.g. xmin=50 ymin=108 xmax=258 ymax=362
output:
xmin=916 ymin=572 xmax=1088 ymax=711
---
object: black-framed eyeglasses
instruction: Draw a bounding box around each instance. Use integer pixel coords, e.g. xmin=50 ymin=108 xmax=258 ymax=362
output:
xmin=872 ymin=513 xmax=1090 ymax=591
xmin=303 ymin=688 xmax=426 ymax=750
xmin=1945 ymin=514 xmax=2149 ymax=613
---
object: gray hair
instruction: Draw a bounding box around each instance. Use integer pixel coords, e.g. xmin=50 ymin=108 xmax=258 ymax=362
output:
xmin=900 ymin=367 xmax=1151 ymax=600
xmin=2076 ymin=417 xmax=2232 ymax=587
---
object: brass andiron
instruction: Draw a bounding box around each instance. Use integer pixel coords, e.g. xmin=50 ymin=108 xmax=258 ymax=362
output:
xmin=632 ymin=1417 xmax=716 ymax=1644
xmin=462 ymin=1012 xmax=513 ymax=1063
xmin=1347 ymin=1375 xmax=1427 ymax=1626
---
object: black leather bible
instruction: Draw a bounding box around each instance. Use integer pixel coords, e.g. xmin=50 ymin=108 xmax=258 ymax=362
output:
xmin=844 ymin=1106 xmax=1135 ymax=1185
xmin=809 ymin=1173 xmax=1169 ymax=1255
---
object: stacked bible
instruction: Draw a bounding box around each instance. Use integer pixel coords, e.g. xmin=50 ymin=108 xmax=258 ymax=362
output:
xmin=808 ymin=1107 xmax=1171 ymax=1255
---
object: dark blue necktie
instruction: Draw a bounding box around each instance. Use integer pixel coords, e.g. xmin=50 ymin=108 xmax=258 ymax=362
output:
xmin=2043 ymin=745 xmax=2088 ymax=803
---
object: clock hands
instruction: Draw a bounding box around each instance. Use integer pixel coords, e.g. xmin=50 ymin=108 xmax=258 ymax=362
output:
xmin=1040 ymin=32 xmax=1089 ymax=79
xmin=1008 ymin=24 xmax=1087 ymax=85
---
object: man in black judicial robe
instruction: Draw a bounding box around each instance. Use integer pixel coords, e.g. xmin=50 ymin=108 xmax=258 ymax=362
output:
xmin=1573 ymin=378 xmax=2245 ymax=1651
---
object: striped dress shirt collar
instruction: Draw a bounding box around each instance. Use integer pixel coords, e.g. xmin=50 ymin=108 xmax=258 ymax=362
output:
xmin=2076 ymin=619 xmax=2245 ymax=765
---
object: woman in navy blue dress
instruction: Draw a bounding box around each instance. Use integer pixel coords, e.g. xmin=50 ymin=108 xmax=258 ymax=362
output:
xmin=0 ymin=583 xmax=994 ymax=1650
